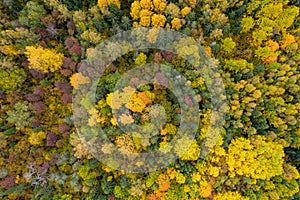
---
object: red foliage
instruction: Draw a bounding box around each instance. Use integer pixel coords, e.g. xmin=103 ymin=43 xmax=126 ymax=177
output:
xmin=62 ymin=131 xmax=70 ymax=138
xmin=0 ymin=175 xmax=16 ymax=189
xmin=58 ymin=123 xmax=69 ymax=134
xmin=35 ymin=27 xmax=48 ymax=39
xmin=130 ymin=77 xmax=140 ymax=87
xmin=38 ymin=40 xmax=48 ymax=48
xmin=21 ymin=60 xmax=29 ymax=68
xmin=64 ymin=38 xmax=75 ymax=49
xmin=46 ymin=131 xmax=58 ymax=147
xmin=184 ymin=93 xmax=193 ymax=107
xmin=32 ymin=101 xmax=46 ymax=113
xmin=69 ymin=44 xmax=81 ymax=56
xmin=70 ymin=64 xmax=77 ymax=72
xmin=34 ymin=148 xmax=44 ymax=159
xmin=33 ymin=87 xmax=44 ymax=96
xmin=162 ymin=51 xmax=176 ymax=62
xmin=62 ymin=58 xmax=77 ymax=71
xmin=60 ymin=69 xmax=73 ymax=77
xmin=26 ymin=94 xmax=41 ymax=102
xmin=37 ymin=161 xmax=50 ymax=174
xmin=62 ymin=57 xmax=73 ymax=69
xmin=155 ymin=72 xmax=168 ymax=87
xmin=86 ymin=67 xmax=99 ymax=78
xmin=8 ymin=154 xmax=18 ymax=163
xmin=64 ymin=37 xmax=82 ymax=56
xmin=108 ymin=194 xmax=115 ymax=200
xmin=46 ymin=22 xmax=58 ymax=37
xmin=61 ymin=93 xmax=72 ymax=104
xmin=76 ymin=62 xmax=83 ymax=71
xmin=55 ymin=81 xmax=72 ymax=94
xmin=76 ymin=62 xmax=91 ymax=73
xmin=32 ymin=120 xmax=41 ymax=127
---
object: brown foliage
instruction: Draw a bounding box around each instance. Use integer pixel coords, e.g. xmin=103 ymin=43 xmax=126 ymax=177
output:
xmin=29 ymin=69 xmax=45 ymax=79
xmin=153 ymin=52 xmax=163 ymax=63
xmin=67 ymin=21 xmax=75 ymax=35
xmin=108 ymin=194 xmax=115 ymax=200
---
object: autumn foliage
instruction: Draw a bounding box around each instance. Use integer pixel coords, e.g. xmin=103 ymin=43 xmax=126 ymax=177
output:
xmin=0 ymin=0 xmax=299 ymax=199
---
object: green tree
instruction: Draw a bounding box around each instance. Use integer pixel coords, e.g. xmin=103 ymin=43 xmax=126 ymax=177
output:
xmin=18 ymin=1 xmax=47 ymax=27
xmin=0 ymin=58 xmax=26 ymax=93
xmin=6 ymin=101 xmax=35 ymax=130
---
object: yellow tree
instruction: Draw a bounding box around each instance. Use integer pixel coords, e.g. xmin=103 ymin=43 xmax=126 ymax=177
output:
xmin=24 ymin=45 xmax=64 ymax=73
xmin=226 ymin=136 xmax=285 ymax=180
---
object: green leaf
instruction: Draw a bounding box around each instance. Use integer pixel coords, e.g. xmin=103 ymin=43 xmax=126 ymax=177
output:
xmin=40 ymin=80 xmax=51 ymax=86
xmin=2 ymin=127 xmax=16 ymax=135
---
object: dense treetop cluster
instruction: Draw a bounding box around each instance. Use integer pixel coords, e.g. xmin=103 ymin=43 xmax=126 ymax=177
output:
xmin=0 ymin=0 xmax=299 ymax=199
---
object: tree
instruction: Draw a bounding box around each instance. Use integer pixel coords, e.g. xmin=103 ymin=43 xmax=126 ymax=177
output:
xmin=221 ymin=37 xmax=236 ymax=55
xmin=18 ymin=1 xmax=46 ymax=27
xmin=24 ymin=45 xmax=64 ymax=73
xmin=214 ymin=191 xmax=249 ymax=200
xmin=226 ymin=136 xmax=285 ymax=180
xmin=6 ymin=101 xmax=35 ymax=130
xmin=0 ymin=58 xmax=26 ymax=93
xmin=98 ymin=0 xmax=120 ymax=9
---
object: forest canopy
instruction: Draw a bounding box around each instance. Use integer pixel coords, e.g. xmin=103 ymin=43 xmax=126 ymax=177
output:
xmin=0 ymin=0 xmax=300 ymax=199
